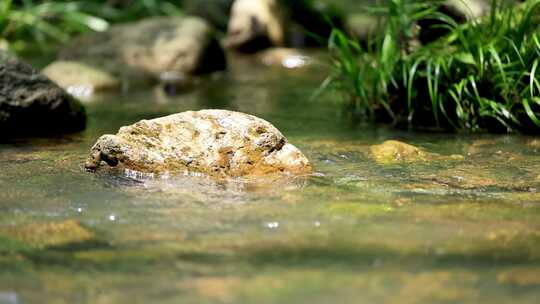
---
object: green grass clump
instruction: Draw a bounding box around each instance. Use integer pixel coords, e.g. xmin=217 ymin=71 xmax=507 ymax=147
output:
xmin=326 ymin=0 xmax=540 ymax=133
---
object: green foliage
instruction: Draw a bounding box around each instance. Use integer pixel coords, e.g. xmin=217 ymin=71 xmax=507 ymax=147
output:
xmin=0 ymin=0 xmax=182 ymax=51
xmin=327 ymin=0 xmax=540 ymax=133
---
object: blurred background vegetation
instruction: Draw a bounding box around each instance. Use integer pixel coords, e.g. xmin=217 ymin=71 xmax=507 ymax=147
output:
xmin=0 ymin=0 xmax=359 ymax=51
xmin=0 ymin=0 xmax=185 ymax=51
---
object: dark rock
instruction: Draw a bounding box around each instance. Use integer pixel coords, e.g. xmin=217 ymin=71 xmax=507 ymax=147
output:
xmin=0 ymin=52 xmax=86 ymax=138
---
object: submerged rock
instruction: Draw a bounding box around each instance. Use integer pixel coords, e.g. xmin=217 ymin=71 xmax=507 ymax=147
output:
xmin=0 ymin=52 xmax=86 ymax=138
xmin=225 ymin=0 xmax=287 ymax=52
xmin=56 ymin=16 xmax=226 ymax=91
xmin=185 ymin=0 xmax=234 ymax=31
xmin=85 ymin=110 xmax=312 ymax=177
xmin=370 ymin=140 xmax=464 ymax=164
xmin=257 ymin=47 xmax=311 ymax=68
xmin=0 ymin=220 xmax=95 ymax=249
xmin=370 ymin=140 xmax=431 ymax=164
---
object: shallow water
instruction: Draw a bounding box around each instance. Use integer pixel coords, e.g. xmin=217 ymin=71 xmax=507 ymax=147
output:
xmin=1 ymin=54 xmax=540 ymax=304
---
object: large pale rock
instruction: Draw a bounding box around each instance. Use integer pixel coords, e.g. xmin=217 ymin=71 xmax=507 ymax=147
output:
xmin=85 ymin=110 xmax=312 ymax=177
xmin=54 ymin=16 xmax=225 ymax=91
xmin=0 ymin=52 xmax=86 ymax=138
xmin=225 ymin=0 xmax=286 ymax=52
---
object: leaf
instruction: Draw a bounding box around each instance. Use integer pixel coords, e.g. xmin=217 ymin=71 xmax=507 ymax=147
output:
xmin=381 ymin=33 xmax=396 ymax=67
xmin=523 ymin=98 xmax=540 ymax=127
xmin=454 ymin=52 xmax=476 ymax=65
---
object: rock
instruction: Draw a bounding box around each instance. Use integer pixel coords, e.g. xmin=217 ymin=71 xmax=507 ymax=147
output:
xmin=256 ymin=47 xmax=311 ymax=68
xmin=85 ymin=110 xmax=312 ymax=177
xmin=0 ymin=52 xmax=86 ymax=138
xmin=0 ymin=220 xmax=95 ymax=249
xmin=225 ymin=0 xmax=287 ymax=52
xmin=42 ymin=60 xmax=120 ymax=97
xmin=59 ymin=16 xmax=226 ymax=87
xmin=370 ymin=140 xmax=432 ymax=164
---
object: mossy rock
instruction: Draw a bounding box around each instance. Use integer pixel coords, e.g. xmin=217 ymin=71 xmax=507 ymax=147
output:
xmin=369 ymin=140 xmax=463 ymax=165
xmin=370 ymin=140 xmax=431 ymax=164
xmin=0 ymin=220 xmax=95 ymax=249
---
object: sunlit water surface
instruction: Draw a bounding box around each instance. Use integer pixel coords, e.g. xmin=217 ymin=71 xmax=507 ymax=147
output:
xmin=1 ymin=54 xmax=540 ymax=304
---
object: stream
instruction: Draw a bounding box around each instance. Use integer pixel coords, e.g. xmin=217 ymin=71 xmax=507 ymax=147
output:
xmin=1 ymin=53 xmax=539 ymax=304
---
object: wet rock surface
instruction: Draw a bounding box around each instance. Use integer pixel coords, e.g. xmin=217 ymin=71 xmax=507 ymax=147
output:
xmin=85 ymin=109 xmax=312 ymax=177
xmin=370 ymin=140 xmax=463 ymax=164
xmin=0 ymin=52 xmax=86 ymax=138
xmin=58 ymin=16 xmax=226 ymax=88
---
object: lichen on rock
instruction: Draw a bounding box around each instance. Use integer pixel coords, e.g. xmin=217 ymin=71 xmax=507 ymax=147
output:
xmin=85 ymin=109 xmax=312 ymax=178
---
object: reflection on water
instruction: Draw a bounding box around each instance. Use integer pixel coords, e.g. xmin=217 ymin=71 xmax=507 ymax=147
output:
xmin=0 ymin=54 xmax=540 ymax=304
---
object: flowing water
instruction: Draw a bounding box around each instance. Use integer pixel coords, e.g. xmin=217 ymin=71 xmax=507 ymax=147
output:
xmin=1 ymin=54 xmax=540 ymax=304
